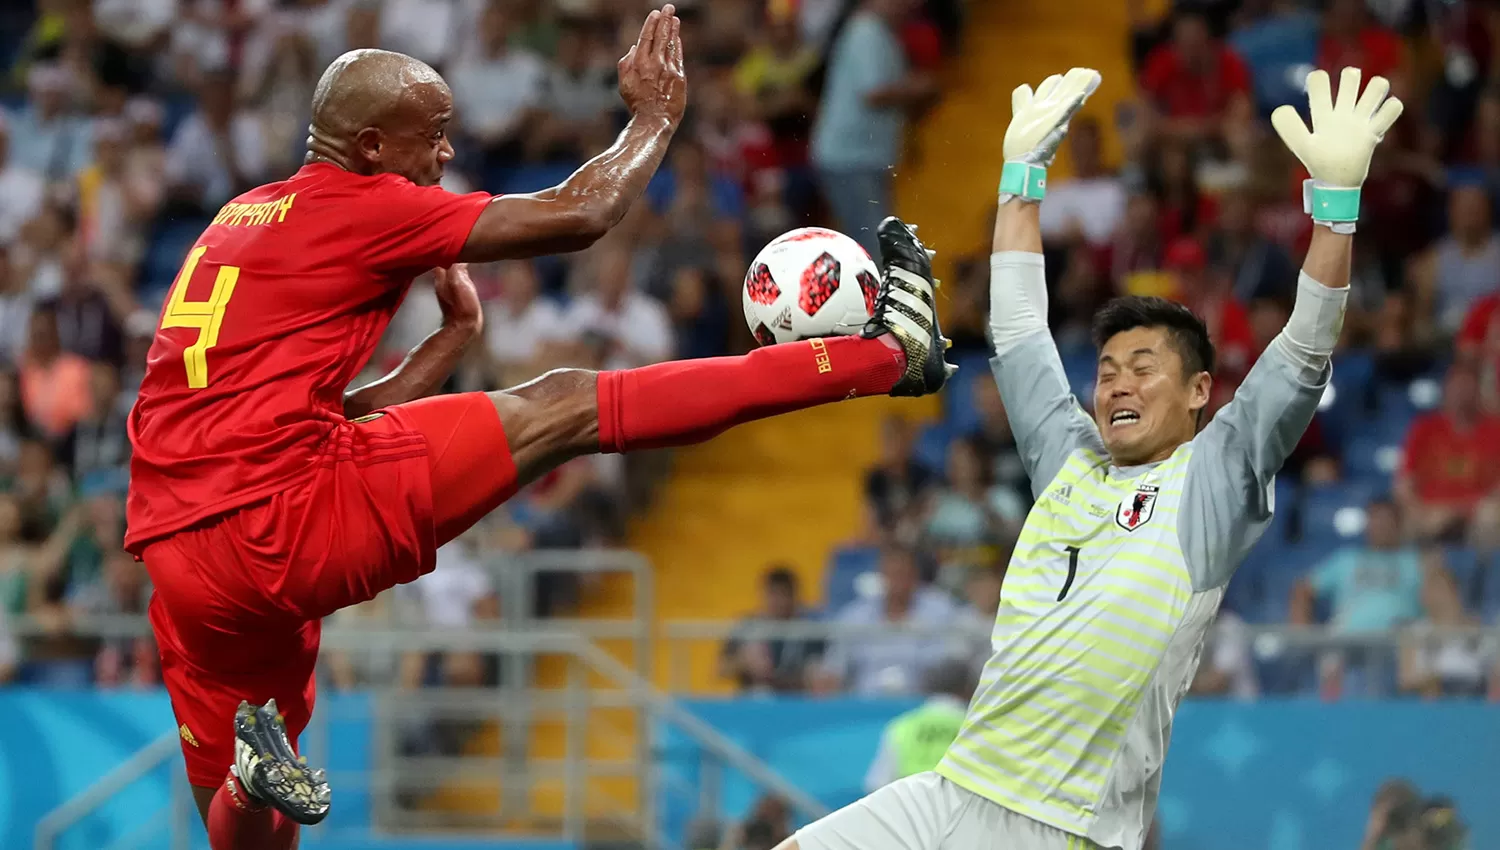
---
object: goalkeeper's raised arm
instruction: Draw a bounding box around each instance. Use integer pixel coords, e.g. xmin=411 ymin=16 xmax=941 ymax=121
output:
xmin=1177 ymin=66 xmax=1403 ymax=590
xmin=987 ymin=68 xmax=1109 ymax=498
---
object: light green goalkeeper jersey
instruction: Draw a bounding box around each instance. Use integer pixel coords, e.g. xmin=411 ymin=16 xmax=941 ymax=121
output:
xmin=936 ymin=302 xmax=1336 ymax=850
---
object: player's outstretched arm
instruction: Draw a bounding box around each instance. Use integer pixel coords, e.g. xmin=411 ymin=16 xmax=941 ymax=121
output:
xmin=988 ymin=68 xmax=1108 ymax=496
xmin=344 ymin=264 xmax=481 ymax=418
xmin=457 ymin=6 xmax=686 ymax=262
xmin=1181 ymin=67 xmax=1403 ymax=590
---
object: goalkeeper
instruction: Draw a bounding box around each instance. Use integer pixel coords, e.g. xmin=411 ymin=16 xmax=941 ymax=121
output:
xmin=778 ymin=67 xmax=1401 ymax=850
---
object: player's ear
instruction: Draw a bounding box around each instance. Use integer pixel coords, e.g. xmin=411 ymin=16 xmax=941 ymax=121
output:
xmin=1187 ymin=370 xmax=1212 ymax=416
xmin=354 ymin=127 xmax=383 ymax=165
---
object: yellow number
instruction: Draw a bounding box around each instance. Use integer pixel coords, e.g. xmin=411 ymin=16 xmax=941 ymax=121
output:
xmin=161 ymin=245 xmax=240 ymax=389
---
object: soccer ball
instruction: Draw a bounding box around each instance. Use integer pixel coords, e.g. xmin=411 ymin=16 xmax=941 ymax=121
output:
xmin=742 ymin=227 xmax=881 ymax=347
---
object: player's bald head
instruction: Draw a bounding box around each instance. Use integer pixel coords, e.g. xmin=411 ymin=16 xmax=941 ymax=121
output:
xmin=305 ymin=49 xmax=456 ymax=186
xmin=310 ymin=49 xmax=445 ymax=136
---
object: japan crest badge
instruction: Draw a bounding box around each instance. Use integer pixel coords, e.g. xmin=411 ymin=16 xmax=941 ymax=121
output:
xmin=1116 ymin=484 xmax=1159 ymax=532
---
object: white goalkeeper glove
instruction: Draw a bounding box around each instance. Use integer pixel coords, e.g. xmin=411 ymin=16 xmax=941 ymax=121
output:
xmin=999 ymin=67 xmax=1102 ymax=204
xmin=1270 ymin=66 xmax=1404 ymax=234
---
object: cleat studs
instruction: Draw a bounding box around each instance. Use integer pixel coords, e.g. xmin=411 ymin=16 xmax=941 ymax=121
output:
xmin=943 ymin=337 xmax=953 ymax=350
xmin=275 ymin=714 xmax=285 ymax=726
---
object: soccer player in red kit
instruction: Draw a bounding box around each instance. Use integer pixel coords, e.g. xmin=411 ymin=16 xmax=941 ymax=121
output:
xmin=127 ymin=7 xmax=951 ymax=849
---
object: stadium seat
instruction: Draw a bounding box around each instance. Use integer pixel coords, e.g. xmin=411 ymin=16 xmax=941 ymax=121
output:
xmin=140 ymin=216 xmax=214 ymax=294
xmin=1439 ymin=546 xmax=1484 ymax=610
xmin=824 ymin=545 xmax=881 ymax=611
xmin=1298 ymin=481 xmax=1379 ymax=546
xmin=1059 ymin=348 xmax=1095 ymax=401
xmin=1342 ymin=434 xmax=1400 ymax=490
xmin=913 ymin=422 xmax=952 ymax=474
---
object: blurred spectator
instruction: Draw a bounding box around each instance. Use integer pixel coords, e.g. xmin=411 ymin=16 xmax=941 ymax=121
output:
xmin=559 ymin=244 xmax=673 ymax=370
xmin=665 ymin=265 xmax=730 ymax=360
xmin=378 ymin=0 xmax=457 ymax=67
xmin=1189 ymin=604 xmax=1259 ymax=699
xmin=531 ymin=17 xmax=619 ymax=163
xmin=812 ymin=545 xmax=962 ymax=695
xmin=1396 ymin=364 xmax=1500 ymax=543
xmin=1359 ymin=779 xmax=1422 ymax=850
xmin=70 ymin=548 xmax=156 ymax=688
xmin=66 ymin=362 xmax=130 ymax=483
xmin=735 ymin=4 xmax=819 ymax=150
xmin=483 ymin=260 xmax=567 ymax=383
xmin=76 ymin=120 xmax=155 ymax=269
xmin=1148 ymin=140 xmax=1216 ymax=245
xmin=1292 ymin=498 xmax=1424 ymax=697
xmin=1137 ymin=9 xmax=1253 ymax=147
xmin=922 ymin=436 xmax=1024 ymax=558
xmin=9 ymin=439 xmax=70 ymax=542
xmin=719 ymin=565 xmax=823 ymax=693
xmin=1162 ymin=236 xmax=1255 ymax=411
xmin=1410 ymin=184 xmax=1500 ymax=338
xmin=1291 ymin=499 xmax=1424 ymax=633
xmin=0 ymin=250 xmax=33 ymax=365
xmin=864 ymin=416 xmax=931 ymax=538
xmin=1039 ymin=117 xmax=1125 ymax=247
xmin=952 ymin=561 xmax=1002 ymax=668
xmin=811 ymin=0 xmax=931 ymax=257
xmin=165 ymin=70 xmax=268 ymax=214
xmin=1398 ymin=557 xmax=1492 ymax=699
xmin=724 ymin=795 xmax=792 ymax=850
xmin=49 ymin=258 xmax=128 ymax=364
xmin=449 ymin=1 xmax=546 ymax=170
xmin=0 ymin=118 xmax=45 ymax=246
xmin=1205 ymin=184 xmax=1296 ymax=305
xmin=8 ymin=63 xmax=93 ymax=182
xmin=13 ymin=200 xmax=73 ymax=300
xmin=1317 ymin=0 xmax=1405 ymax=84
xmin=0 ymin=602 xmax=15 ymax=685
xmin=863 ymin=658 xmax=973 ymax=791
xmin=967 ymin=374 xmax=1029 ymax=506
xmin=405 ymin=537 xmax=500 ymax=688
xmin=19 ymin=306 xmax=93 ymax=440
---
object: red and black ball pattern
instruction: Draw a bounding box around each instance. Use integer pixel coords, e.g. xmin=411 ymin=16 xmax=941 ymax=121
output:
xmin=798 ymin=252 xmax=841 ymax=316
xmin=745 ymin=262 xmax=781 ymax=306
xmin=751 ymin=323 xmax=777 ymax=347
xmin=857 ymin=270 xmax=879 ymax=318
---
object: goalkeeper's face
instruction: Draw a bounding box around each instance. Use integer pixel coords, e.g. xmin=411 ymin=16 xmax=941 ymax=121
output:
xmin=1094 ymin=326 xmax=1211 ymax=466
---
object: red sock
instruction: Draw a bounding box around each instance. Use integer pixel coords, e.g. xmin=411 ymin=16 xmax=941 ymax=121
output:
xmin=597 ymin=336 xmax=906 ymax=452
xmin=207 ymin=772 xmax=298 ymax=850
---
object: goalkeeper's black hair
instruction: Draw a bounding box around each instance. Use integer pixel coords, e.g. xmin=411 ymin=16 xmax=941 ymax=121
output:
xmin=1091 ymin=296 xmax=1216 ymax=379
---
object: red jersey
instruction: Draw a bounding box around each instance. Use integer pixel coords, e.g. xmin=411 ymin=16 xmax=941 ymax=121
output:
xmin=125 ymin=163 xmax=491 ymax=552
xmin=1400 ymin=411 xmax=1500 ymax=509
xmin=1138 ymin=44 xmax=1251 ymax=119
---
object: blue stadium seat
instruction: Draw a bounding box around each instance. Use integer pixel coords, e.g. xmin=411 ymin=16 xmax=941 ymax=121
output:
xmin=1479 ymin=562 xmax=1500 ymax=621
xmin=1342 ymin=434 xmax=1399 ymax=490
xmin=139 ymin=216 xmax=213 ymax=294
xmin=912 ymin=422 xmax=952 ymax=475
xmin=1299 ymin=481 xmax=1379 ymax=545
xmin=1059 ymin=349 xmax=1095 ymax=401
xmin=942 ymin=355 xmax=988 ymax=435
xmin=1440 ymin=547 xmax=1484 ymax=610
xmin=824 ymin=546 xmax=881 ymax=611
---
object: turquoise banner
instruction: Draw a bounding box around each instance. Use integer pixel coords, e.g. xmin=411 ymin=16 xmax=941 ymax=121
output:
xmin=659 ymin=698 xmax=1499 ymax=850
xmin=0 ymin=689 xmax=572 ymax=850
xmin=2 ymin=690 xmax=1493 ymax=849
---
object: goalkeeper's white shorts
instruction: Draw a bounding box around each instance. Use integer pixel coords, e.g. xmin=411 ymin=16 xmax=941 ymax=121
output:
xmin=793 ymin=772 xmax=1099 ymax=850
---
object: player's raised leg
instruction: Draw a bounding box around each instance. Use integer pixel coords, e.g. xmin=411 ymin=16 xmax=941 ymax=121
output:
xmin=401 ymin=216 xmax=954 ymax=543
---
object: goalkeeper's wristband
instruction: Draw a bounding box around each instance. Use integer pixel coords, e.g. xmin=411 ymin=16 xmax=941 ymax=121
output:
xmin=999 ymin=161 xmax=1047 ymax=203
xmin=1302 ymin=179 xmax=1359 ymax=234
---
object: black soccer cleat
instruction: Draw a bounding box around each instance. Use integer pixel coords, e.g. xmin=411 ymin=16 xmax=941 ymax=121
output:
xmin=861 ymin=216 xmax=955 ymax=397
xmin=232 ymin=699 xmax=331 ymax=826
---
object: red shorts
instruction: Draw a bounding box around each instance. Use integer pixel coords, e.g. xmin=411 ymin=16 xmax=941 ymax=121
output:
xmin=144 ymin=392 xmax=517 ymax=787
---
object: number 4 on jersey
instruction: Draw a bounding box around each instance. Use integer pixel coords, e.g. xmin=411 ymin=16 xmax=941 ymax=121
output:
xmin=161 ymin=246 xmax=240 ymax=389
